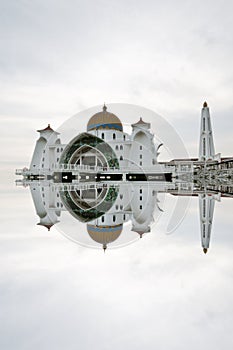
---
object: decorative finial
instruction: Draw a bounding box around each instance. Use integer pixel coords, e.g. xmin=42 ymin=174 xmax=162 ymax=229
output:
xmin=203 ymin=248 xmax=208 ymax=254
xmin=103 ymin=244 xmax=107 ymax=253
xmin=203 ymin=101 xmax=208 ymax=108
xmin=103 ymin=103 xmax=107 ymax=112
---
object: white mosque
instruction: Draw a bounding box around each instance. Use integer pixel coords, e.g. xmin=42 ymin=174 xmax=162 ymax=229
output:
xmin=16 ymin=103 xmax=233 ymax=252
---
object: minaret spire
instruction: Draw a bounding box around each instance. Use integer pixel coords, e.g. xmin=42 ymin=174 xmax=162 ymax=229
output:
xmin=199 ymin=101 xmax=215 ymax=161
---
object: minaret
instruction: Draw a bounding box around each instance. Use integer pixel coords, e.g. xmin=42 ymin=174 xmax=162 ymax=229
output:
xmin=30 ymin=124 xmax=60 ymax=171
xmin=199 ymin=193 xmax=215 ymax=254
xmin=199 ymin=102 xmax=215 ymax=161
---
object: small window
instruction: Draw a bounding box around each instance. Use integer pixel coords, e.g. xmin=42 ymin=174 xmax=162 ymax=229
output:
xmin=120 ymin=156 xmax=123 ymax=160
xmin=120 ymin=145 xmax=123 ymax=150
xmin=140 ymin=162 xmax=142 ymax=166
xmin=116 ymin=205 xmax=118 ymax=210
xmin=140 ymin=189 xmax=142 ymax=194
xmin=123 ymin=135 xmax=126 ymax=141
xmin=42 ymin=157 xmax=44 ymax=161
xmin=113 ymin=133 xmax=116 ymax=140
xmin=61 ymin=148 xmax=63 ymax=152
xmin=101 ymin=216 xmax=105 ymax=223
xmin=113 ymin=215 xmax=116 ymax=222
xmin=57 ymin=158 xmax=59 ymax=162
xmin=57 ymin=202 xmax=59 ymax=207
xmin=120 ymin=194 xmax=123 ymax=199
xmin=140 ymin=145 xmax=142 ymax=150
xmin=140 ymin=196 xmax=142 ymax=201
xmin=140 ymin=205 xmax=142 ymax=210
xmin=42 ymin=164 xmax=44 ymax=168
xmin=57 ymin=193 xmax=59 ymax=198
xmin=120 ymin=205 xmax=123 ymax=210
xmin=101 ymin=133 xmax=105 ymax=139
xmin=116 ymin=145 xmax=119 ymax=150
xmin=57 ymin=148 xmax=59 ymax=152
xmin=123 ymin=214 xmax=126 ymax=220
xmin=140 ymin=154 xmax=142 ymax=159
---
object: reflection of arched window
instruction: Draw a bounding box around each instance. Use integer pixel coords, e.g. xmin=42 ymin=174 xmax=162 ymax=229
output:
xmin=120 ymin=145 xmax=123 ymax=150
xmin=113 ymin=215 xmax=116 ymax=222
xmin=113 ymin=133 xmax=116 ymax=140
xmin=101 ymin=216 xmax=105 ymax=223
xmin=101 ymin=133 xmax=104 ymax=139
xmin=120 ymin=156 xmax=123 ymax=160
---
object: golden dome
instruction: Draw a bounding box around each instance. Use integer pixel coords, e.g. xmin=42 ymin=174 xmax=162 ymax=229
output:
xmin=87 ymin=224 xmax=123 ymax=246
xmin=87 ymin=104 xmax=123 ymax=132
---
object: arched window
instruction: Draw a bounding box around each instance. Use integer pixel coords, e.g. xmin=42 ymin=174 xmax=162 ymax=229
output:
xmin=113 ymin=133 xmax=116 ymax=140
xmin=101 ymin=216 xmax=105 ymax=223
xmin=120 ymin=156 xmax=123 ymax=160
xmin=120 ymin=145 xmax=123 ymax=150
xmin=123 ymin=135 xmax=126 ymax=141
xmin=101 ymin=133 xmax=105 ymax=139
xmin=115 ymin=145 xmax=119 ymax=150
xmin=113 ymin=215 xmax=116 ymax=222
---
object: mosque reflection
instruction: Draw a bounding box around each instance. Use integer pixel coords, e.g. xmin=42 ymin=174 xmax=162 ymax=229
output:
xmin=16 ymin=103 xmax=233 ymax=252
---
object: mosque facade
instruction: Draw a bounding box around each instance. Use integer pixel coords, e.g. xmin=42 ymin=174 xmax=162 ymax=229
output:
xmin=16 ymin=103 xmax=233 ymax=252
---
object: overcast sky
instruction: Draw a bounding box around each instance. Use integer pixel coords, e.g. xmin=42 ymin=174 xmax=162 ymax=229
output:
xmin=1 ymin=0 xmax=233 ymax=349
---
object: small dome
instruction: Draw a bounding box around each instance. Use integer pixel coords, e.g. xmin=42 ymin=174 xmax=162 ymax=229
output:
xmin=87 ymin=224 xmax=123 ymax=245
xmin=87 ymin=105 xmax=123 ymax=132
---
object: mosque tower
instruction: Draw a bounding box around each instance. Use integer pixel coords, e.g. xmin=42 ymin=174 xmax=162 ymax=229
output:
xmin=199 ymin=102 xmax=216 ymax=161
